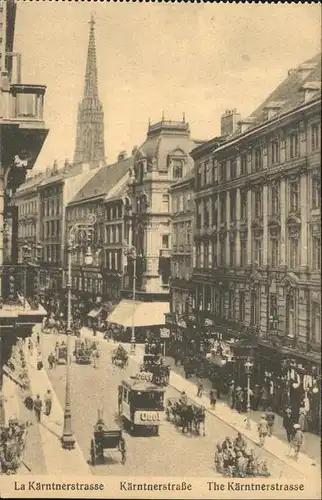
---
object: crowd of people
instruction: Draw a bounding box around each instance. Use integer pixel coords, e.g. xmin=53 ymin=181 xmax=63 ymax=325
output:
xmin=214 ymin=433 xmax=270 ymax=477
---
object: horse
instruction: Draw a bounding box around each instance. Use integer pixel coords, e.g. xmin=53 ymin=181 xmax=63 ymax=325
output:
xmin=192 ymin=404 xmax=206 ymax=436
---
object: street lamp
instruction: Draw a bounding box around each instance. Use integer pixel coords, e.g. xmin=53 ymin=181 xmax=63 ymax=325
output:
xmin=123 ymin=244 xmax=136 ymax=354
xmin=244 ymin=357 xmax=254 ymax=430
xmin=61 ymin=214 xmax=96 ymax=450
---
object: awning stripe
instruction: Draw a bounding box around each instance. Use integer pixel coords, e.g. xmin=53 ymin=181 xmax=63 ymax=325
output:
xmin=108 ymin=300 xmax=169 ymax=328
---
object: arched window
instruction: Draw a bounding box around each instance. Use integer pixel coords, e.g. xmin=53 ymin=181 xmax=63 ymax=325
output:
xmin=286 ymin=288 xmax=296 ymax=338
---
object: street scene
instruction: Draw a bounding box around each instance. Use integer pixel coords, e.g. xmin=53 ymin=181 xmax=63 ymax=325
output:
xmin=0 ymin=0 xmax=321 ymax=496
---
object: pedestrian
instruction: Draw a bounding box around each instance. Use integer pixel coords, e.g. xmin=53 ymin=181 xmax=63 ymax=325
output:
xmin=298 ymin=405 xmax=308 ymax=432
xmin=265 ymin=406 xmax=275 ymax=437
xmin=36 ymin=333 xmax=40 ymax=346
xmin=52 ymin=352 xmax=57 ymax=370
xmin=258 ymin=414 xmax=268 ymax=446
xmin=47 ymin=353 xmax=53 ymax=370
xmin=44 ymin=389 xmax=52 ymax=416
xmin=235 ymin=387 xmax=243 ymax=413
xmin=197 ymin=380 xmax=203 ymax=398
xmin=291 ymin=423 xmax=304 ymax=460
xmin=209 ymin=389 xmax=217 ymax=409
xmin=228 ymin=380 xmax=235 ymax=409
xmin=34 ymin=394 xmax=43 ymax=422
xmin=283 ymin=406 xmax=295 ymax=451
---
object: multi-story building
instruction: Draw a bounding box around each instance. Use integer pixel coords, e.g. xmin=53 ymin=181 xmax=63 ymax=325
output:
xmin=191 ymin=54 xmax=321 ymax=433
xmin=0 ymin=0 xmax=48 ymax=422
xmin=66 ymin=154 xmax=132 ymax=321
xmin=107 ymin=117 xmax=202 ymax=340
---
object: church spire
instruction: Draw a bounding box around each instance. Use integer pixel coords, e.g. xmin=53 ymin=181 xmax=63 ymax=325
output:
xmin=84 ymin=15 xmax=98 ymax=99
xmin=73 ymin=15 xmax=105 ymax=166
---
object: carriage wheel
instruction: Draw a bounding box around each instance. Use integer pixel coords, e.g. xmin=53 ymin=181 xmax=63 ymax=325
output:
xmin=90 ymin=439 xmax=96 ymax=466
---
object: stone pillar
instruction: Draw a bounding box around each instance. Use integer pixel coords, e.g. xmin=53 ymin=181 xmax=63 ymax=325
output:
xmin=300 ymin=173 xmax=308 ymax=270
xmin=263 ymin=184 xmax=268 ymax=266
xmin=280 ymin=178 xmax=287 ymax=267
xmin=247 ymin=189 xmax=252 ymax=265
xmin=225 ymin=191 xmax=230 ymax=259
xmin=236 ymin=187 xmax=241 ymax=267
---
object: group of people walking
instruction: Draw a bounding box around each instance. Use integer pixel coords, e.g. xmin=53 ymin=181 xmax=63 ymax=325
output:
xmin=33 ymin=390 xmax=53 ymax=423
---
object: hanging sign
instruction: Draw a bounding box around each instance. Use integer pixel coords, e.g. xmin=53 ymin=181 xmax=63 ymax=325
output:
xmin=160 ymin=328 xmax=170 ymax=339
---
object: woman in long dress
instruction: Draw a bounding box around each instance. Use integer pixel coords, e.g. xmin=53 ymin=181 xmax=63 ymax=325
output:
xmin=298 ymin=405 xmax=308 ymax=432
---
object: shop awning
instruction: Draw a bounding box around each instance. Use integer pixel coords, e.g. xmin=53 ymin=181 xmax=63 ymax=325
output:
xmin=87 ymin=307 xmax=103 ymax=318
xmin=107 ymin=300 xmax=169 ymax=328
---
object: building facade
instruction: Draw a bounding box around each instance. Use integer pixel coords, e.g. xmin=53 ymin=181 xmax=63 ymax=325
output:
xmin=191 ymin=55 xmax=321 ymax=432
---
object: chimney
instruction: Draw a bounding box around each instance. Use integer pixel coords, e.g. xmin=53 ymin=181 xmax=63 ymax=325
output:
xmin=118 ymin=150 xmax=127 ymax=162
xmin=220 ymin=109 xmax=241 ymax=136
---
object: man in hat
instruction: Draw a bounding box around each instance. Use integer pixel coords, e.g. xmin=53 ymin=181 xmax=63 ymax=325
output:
xmin=44 ymin=389 xmax=52 ymax=416
xmin=34 ymin=394 xmax=43 ymax=422
xmin=265 ymin=406 xmax=276 ymax=437
xmin=257 ymin=414 xmax=269 ymax=446
xmin=283 ymin=406 xmax=295 ymax=449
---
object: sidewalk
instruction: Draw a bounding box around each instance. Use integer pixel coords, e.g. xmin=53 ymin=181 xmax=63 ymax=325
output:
xmin=25 ymin=338 xmax=91 ymax=475
xmin=79 ymin=328 xmax=319 ymax=481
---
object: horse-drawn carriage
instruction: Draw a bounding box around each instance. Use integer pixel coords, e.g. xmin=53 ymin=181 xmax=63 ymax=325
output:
xmin=111 ymin=345 xmax=128 ymax=369
xmin=118 ymin=376 xmax=165 ymax=436
xmin=90 ymin=412 xmax=126 ymax=466
xmin=139 ymin=354 xmax=170 ymax=387
xmin=55 ymin=342 xmax=67 ymax=365
xmin=166 ymin=396 xmax=206 ymax=436
xmin=74 ymin=338 xmax=92 ymax=364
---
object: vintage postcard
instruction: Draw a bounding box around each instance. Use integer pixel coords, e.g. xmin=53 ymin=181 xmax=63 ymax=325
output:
xmin=0 ymin=0 xmax=321 ymax=498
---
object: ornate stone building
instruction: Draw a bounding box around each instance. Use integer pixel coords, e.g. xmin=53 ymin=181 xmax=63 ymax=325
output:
xmin=191 ymin=54 xmax=321 ymax=432
xmin=73 ymin=16 xmax=105 ymax=166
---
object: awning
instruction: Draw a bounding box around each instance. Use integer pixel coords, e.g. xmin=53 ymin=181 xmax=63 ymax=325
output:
xmin=107 ymin=300 xmax=169 ymax=328
xmin=87 ymin=307 xmax=103 ymax=319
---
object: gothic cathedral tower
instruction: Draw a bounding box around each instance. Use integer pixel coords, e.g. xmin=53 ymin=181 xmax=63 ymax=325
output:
xmin=73 ymin=16 xmax=105 ymax=166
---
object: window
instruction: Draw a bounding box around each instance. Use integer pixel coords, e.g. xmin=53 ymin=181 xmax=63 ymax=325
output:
xmin=205 ymin=161 xmax=211 ymax=184
xmin=289 ymin=181 xmax=300 ymax=212
xmin=173 ymin=160 xmax=183 ymax=179
xmin=212 ymin=196 xmax=218 ymax=226
xmin=250 ymin=290 xmax=259 ymax=326
xmin=196 ymin=243 xmax=201 ymax=268
xmin=271 ymin=183 xmax=280 ymax=216
xmin=197 ymin=165 xmax=202 ymax=189
xmin=254 ymin=237 xmax=262 ymax=266
xmin=220 ymin=194 xmax=226 ymax=224
xmin=172 ymin=196 xmax=178 ymax=213
xmin=311 ymin=123 xmax=320 ymax=151
xmin=162 ymin=194 xmax=169 ymax=212
xmin=162 ymin=235 xmax=169 ymax=249
xmin=271 ymin=140 xmax=280 ymax=165
xmin=240 ymin=154 xmax=247 ymax=175
xmin=289 ymin=234 xmax=299 ymax=269
xmin=212 ymin=237 xmax=217 ymax=267
xmin=239 ymin=291 xmax=245 ymax=322
xmin=312 ymin=235 xmax=321 ymax=270
xmin=230 ymin=190 xmax=236 ymax=222
xmin=204 ymin=198 xmax=210 ymax=228
xmin=254 ymin=148 xmax=262 ymax=172
xmin=312 ymin=175 xmax=321 ymax=209
xmin=311 ymin=302 xmax=321 ymax=343
xmin=240 ymin=194 xmax=247 ymax=220
xmin=212 ymin=159 xmax=218 ymax=184
xmin=254 ymin=189 xmax=262 ymax=218
xmin=290 ymin=132 xmax=299 ymax=158
xmin=240 ymin=239 xmax=247 ymax=267
xmin=269 ymin=294 xmax=278 ymax=330
xmin=270 ymin=237 xmax=279 ymax=268
xmin=204 ymin=243 xmax=209 ymax=268
xmin=220 ymin=236 xmax=225 ymax=266
xmin=286 ymin=291 xmax=296 ymax=338
xmin=229 ymin=241 xmax=235 ymax=267
xmin=178 ymin=195 xmax=183 ymax=212
xmin=219 ymin=161 xmax=227 ymax=182
xmin=228 ymin=290 xmax=235 ymax=318
xmin=230 ymin=159 xmax=237 ymax=180
xmin=196 ymin=201 xmax=202 ymax=229
xmin=186 ymin=192 xmax=191 ymax=211
xmin=16 ymin=93 xmax=37 ymax=117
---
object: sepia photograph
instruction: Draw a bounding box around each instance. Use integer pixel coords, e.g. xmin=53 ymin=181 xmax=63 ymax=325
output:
xmin=0 ymin=1 xmax=321 ymax=498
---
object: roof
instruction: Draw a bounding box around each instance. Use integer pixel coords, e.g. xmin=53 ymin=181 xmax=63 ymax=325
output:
xmin=121 ymin=377 xmax=165 ymax=392
xmin=248 ymin=53 xmax=321 ymax=127
xmin=69 ymin=157 xmax=133 ymax=205
xmin=14 ymin=172 xmax=44 ymax=197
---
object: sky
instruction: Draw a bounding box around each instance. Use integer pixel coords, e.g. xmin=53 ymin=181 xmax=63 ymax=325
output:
xmin=14 ymin=2 xmax=321 ymax=170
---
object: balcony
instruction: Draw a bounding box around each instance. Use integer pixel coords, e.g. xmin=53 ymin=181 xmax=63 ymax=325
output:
xmin=160 ymin=249 xmax=171 ymax=258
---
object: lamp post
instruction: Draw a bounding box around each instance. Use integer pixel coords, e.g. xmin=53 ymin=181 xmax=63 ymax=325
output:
xmin=123 ymin=244 xmax=136 ymax=354
xmin=61 ymin=214 xmax=96 ymax=450
xmin=244 ymin=357 xmax=254 ymax=430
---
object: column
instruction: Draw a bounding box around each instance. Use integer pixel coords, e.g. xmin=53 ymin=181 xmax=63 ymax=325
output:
xmin=236 ymin=187 xmax=241 ymax=267
xmin=247 ymin=189 xmax=252 ymax=265
xmin=217 ymin=194 xmax=221 ymax=265
xmin=263 ymin=184 xmax=268 ymax=266
xmin=225 ymin=191 xmax=230 ymax=259
xmin=280 ymin=178 xmax=287 ymax=267
xmin=300 ymin=173 xmax=308 ymax=270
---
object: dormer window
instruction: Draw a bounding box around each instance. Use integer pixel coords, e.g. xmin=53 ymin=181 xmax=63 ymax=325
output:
xmin=173 ymin=159 xmax=183 ymax=179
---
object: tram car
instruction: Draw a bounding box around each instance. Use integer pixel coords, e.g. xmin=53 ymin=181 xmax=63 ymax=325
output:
xmin=118 ymin=376 xmax=165 ymax=436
